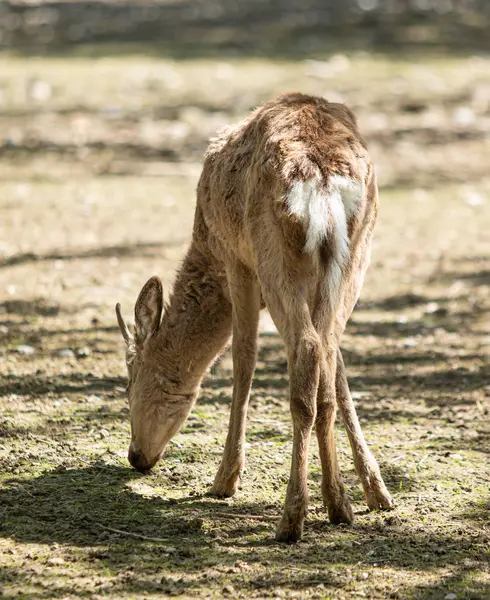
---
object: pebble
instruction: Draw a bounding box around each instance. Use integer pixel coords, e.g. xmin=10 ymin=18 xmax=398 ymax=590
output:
xmin=444 ymin=594 xmax=457 ymax=600
xmin=76 ymin=346 xmax=91 ymax=358
xmin=402 ymin=338 xmax=418 ymax=348
xmin=450 ymin=453 xmax=464 ymax=461
xmin=424 ymin=302 xmax=448 ymax=316
xmin=452 ymin=106 xmax=475 ymax=127
xmin=27 ymin=79 xmax=52 ymax=103
xmin=15 ymin=344 xmax=35 ymax=355
xmin=57 ymin=348 xmax=75 ymax=358
xmin=463 ymin=190 xmax=483 ymax=206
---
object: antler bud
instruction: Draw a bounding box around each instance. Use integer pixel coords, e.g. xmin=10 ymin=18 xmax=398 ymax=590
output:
xmin=115 ymin=303 xmax=132 ymax=345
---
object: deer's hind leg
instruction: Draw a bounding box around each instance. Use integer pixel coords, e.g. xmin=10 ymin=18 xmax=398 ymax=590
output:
xmin=311 ymin=287 xmax=354 ymax=525
xmin=255 ymin=257 xmax=330 ymax=542
xmin=336 ymin=349 xmax=393 ymax=511
xmin=331 ymin=234 xmax=392 ymax=512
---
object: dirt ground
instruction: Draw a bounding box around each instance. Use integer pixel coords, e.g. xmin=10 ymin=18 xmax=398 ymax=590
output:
xmin=0 ymin=48 xmax=489 ymax=599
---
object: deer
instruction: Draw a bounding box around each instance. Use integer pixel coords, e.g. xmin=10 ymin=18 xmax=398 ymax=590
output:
xmin=115 ymin=92 xmax=393 ymax=542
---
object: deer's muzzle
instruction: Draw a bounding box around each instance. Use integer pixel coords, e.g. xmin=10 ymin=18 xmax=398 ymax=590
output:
xmin=128 ymin=447 xmax=158 ymax=473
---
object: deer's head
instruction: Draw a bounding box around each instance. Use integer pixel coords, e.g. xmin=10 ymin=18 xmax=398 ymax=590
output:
xmin=116 ymin=277 xmax=196 ymax=473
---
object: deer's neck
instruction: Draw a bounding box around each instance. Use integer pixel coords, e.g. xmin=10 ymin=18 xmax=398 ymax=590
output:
xmin=155 ymin=245 xmax=232 ymax=394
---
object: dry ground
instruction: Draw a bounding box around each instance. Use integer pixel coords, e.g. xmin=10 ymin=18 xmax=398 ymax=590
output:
xmin=0 ymin=48 xmax=489 ymax=599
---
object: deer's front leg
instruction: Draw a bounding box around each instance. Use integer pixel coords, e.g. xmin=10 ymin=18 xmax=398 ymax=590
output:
xmin=209 ymin=263 xmax=260 ymax=498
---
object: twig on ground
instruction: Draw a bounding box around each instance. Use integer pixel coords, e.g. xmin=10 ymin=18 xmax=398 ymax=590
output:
xmin=98 ymin=524 xmax=170 ymax=543
xmin=286 ymin=566 xmax=321 ymax=575
xmin=427 ymin=523 xmax=465 ymax=528
xmin=391 ymin=455 xmax=405 ymax=463
xmin=214 ymin=512 xmax=278 ymax=521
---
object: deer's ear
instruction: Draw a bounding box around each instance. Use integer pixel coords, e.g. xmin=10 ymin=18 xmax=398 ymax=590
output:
xmin=134 ymin=276 xmax=163 ymax=342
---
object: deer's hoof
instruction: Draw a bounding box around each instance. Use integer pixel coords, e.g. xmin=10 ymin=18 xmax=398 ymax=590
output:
xmin=366 ymin=488 xmax=393 ymax=511
xmin=208 ymin=477 xmax=238 ymax=498
xmin=328 ymin=498 xmax=354 ymax=525
xmin=275 ymin=516 xmax=304 ymax=543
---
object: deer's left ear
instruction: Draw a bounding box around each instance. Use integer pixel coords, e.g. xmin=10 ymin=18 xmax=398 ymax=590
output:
xmin=134 ymin=276 xmax=163 ymax=342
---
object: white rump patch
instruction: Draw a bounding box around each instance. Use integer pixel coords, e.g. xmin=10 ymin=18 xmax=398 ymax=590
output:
xmin=286 ymin=173 xmax=362 ymax=255
xmin=287 ymin=177 xmax=331 ymax=254
xmin=329 ymin=174 xmax=364 ymax=220
xmin=286 ymin=173 xmax=363 ymax=310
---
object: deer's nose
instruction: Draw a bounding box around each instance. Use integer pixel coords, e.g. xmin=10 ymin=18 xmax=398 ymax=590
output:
xmin=128 ymin=448 xmax=153 ymax=473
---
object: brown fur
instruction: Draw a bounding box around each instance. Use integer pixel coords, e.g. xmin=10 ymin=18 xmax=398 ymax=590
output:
xmin=117 ymin=93 xmax=392 ymax=542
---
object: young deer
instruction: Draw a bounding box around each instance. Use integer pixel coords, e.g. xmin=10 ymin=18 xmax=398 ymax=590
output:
xmin=116 ymin=93 xmax=392 ymax=542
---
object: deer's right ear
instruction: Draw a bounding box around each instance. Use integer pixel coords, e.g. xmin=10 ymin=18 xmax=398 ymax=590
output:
xmin=134 ymin=276 xmax=163 ymax=342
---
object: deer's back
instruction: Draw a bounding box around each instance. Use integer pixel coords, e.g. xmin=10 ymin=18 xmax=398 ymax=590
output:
xmin=194 ymin=93 xmax=372 ymax=268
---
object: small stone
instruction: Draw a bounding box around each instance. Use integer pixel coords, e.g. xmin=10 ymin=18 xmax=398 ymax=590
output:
xmin=86 ymin=395 xmax=101 ymax=403
xmin=452 ymin=106 xmax=475 ymax=126
xmin=424 ymin=302 xmax=448 ymax=316
xmin=14 ymin=344 xmax=35 ymax=355
xmin=76 ymin=347 xmax=91 ymax=358
xmin=444 ymin=594 xmax=457 ymax=600
xmin=402 ymin=338 xmax=418 ymax=348
xmin=27 ymin=79 xmax=52 ymax=103
xmin=450 ymin=453 xmax=464 ymax=461
xmin=47 ymin=557 xmax=64 ymax=566
xmin=463 ymin=190 xmax=483 ymax=206
xmin=351 ymin=391 xmax=371 ymax=400
xmin=222 ymin=585 xmax=235 ymax=595
xmin=99 ymin=428 xmax=110 ymax=439
xmin=57 ymin=348 xmax=75 ymax=358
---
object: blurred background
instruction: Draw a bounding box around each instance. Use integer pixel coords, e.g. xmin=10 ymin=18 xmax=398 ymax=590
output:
xmin=1 ymin=0 xmax=489 ymax=312
xmin=1 ymin=2 xmax=489 ymax=599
